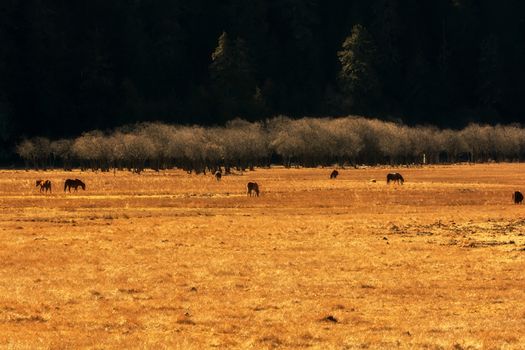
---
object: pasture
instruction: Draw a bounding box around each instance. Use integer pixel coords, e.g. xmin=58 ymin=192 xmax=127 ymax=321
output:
xmin=0 ymin=164 xmax=524 ymax=349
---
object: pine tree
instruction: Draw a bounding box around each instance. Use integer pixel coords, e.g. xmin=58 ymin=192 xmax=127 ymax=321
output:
xmin=337 ymin=24 xmax=381 ymax=113
xmin=209 ymin=32 xmax=257 ymax=121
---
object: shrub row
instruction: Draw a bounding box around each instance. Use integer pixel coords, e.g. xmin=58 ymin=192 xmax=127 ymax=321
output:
xmin=16 ymin=116 xmax=525 ymax=172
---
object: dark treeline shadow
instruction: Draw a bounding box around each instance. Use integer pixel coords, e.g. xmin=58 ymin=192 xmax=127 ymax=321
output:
xmin=2 ymin=0 xmax=525 ymax=149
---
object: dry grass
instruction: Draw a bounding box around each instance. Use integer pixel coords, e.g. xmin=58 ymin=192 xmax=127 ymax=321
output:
xmin=0 ymin=164 xmax=525 ymax=349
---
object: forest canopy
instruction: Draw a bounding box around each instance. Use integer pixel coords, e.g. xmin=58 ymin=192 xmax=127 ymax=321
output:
xmin=2 ymin=0 xmax=525 ymax=159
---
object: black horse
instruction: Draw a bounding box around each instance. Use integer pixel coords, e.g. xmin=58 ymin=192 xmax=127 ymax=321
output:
xmin=386 ymin=173 xmax=404 ymax=185
xmin=36 ymin=179 xmax=52 ymax=193
xmin=214 ymin=171 xmax=222 ymax=181
xmin=247 ymin=182 xmax=260 ymax=197
xmin=64 ymin=179 xmax=86 ymax=192
xmin=330 ymin=170 xmax=339 ymax=179
xmin=513 ymin=191 xmax=523 ymax=204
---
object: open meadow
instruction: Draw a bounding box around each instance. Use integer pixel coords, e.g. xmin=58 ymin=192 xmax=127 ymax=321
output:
xmin=0 ymin=164 xmax=525 ymax=349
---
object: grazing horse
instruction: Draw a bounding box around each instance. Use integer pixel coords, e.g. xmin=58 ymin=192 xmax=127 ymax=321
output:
xmin=247 ymin=182 xmax=260 ymax=197
xmin=386 ymin=173 xmax=404 ymax=185
xmin=330 ymin=170 xmax=339 ymax=179
xmin=36 ymin=180 xmax=52 ymax=193
xmin=64 ymin=179 xmax=86 ymax=192
xmin=214 ymin=171 xmax=222 ymax=181
xmin=513 ymin=191 xmax=523 ymax=204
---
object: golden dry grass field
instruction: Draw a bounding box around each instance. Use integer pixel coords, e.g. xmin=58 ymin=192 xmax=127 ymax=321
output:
xmin=0 ymin=164 xmax=525 ymax=349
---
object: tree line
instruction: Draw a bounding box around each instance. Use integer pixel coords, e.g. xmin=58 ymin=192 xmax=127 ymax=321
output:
xmin=15 ymin=117 xmax=525 ymax=172
xmin=1 ymin=0 xmax=525 ymax=156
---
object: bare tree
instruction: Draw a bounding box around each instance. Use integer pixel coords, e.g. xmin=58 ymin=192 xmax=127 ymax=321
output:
xmin=16 ymin=139 xmax=37 ymax=169
xmin=72 ymin=131 xmax=112 ymax=171
xmin=461 ymin=124 xmax=491 ymax=162
xmin=325 ymin=118 xmax=362 ymax=166
xmin=122 ymin=133 xmax=155 ymax=173
xmin=268 ymin=116 xmax=304 ymax=167
xmin=438 ymin=129 xmax=469 ymax=163
xmin=137 ymin=123 xmax=178 ymax=170
xmin=50 ymin=139 xmax=73 ymax=170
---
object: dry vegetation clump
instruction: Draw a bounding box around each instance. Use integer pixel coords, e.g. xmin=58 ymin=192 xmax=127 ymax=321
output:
xmin=0 ymin=164 xmax=524 ymax=348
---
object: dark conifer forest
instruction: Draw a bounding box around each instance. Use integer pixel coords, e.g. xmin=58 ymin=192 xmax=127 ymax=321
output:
xmin=1 ymin=0 xmax=525 ymax=158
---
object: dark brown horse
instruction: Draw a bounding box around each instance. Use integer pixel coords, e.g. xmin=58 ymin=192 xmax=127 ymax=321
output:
xmin=386 ymin=173 xmax=404 ymax=185
xmin=513 ymin=191 xmax=523 ymax=204
xmin=247 ymin=182 xmax=259 ymax=197
xmin=330 ymin=170 xmax=339 ymax=179
xmin=214 ymin=171 xmax=222 ymax=181
xmin=64 ymin=179 xmax=86 ymax=192
xmin=36 ymin=180 xmax=52 ymax=193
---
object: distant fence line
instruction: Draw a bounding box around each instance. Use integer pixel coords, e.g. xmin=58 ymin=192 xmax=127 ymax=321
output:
xmin=15 ymin=116 xmax=525 ymax=173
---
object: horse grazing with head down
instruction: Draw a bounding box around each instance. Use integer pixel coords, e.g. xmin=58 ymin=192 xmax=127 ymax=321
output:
xmin=64 ymin=179 xmax=86 ymax=192
xmin=330 ymin=170 xmax=339 ymax=179
xmin=36 ymin=180 xmax=52 ymax=193
xmin=247 ymin=182 xmax=259 ymax=197
xmin=513 ymin=191 xmax=523 ymax=204
xmin=214 ymin=171 xmax=222 ymax=181
xmin=386 ymin=173 xmax=404 ymax=185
